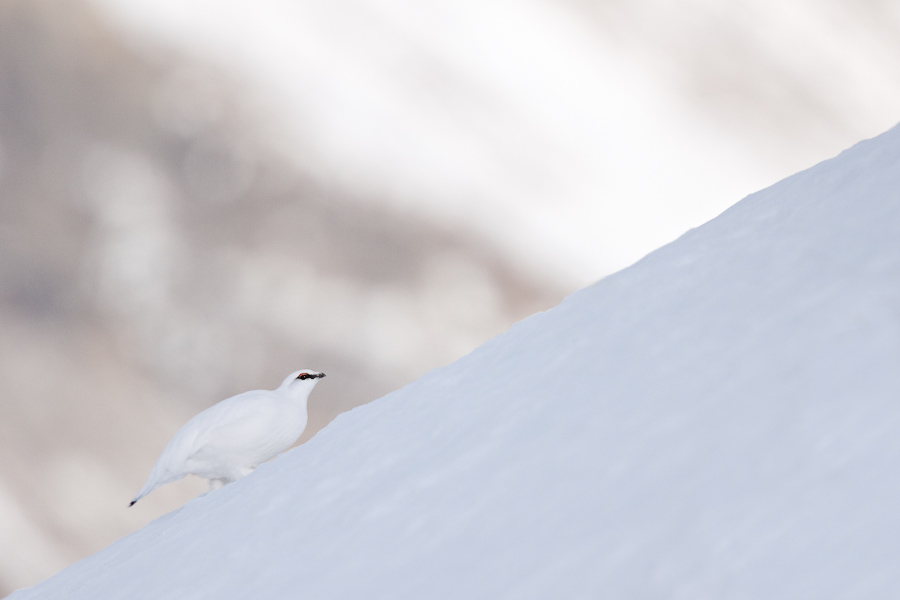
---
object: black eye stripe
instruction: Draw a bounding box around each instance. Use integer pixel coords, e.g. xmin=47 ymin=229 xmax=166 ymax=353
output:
xmin=296 ymin=372 xmax=324 ymax=380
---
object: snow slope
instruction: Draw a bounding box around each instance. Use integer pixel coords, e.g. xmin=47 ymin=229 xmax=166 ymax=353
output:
xmin=13 ymin=123 xmax=900 ymax=598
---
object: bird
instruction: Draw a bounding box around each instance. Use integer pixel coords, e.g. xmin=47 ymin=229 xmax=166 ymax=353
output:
xmin=130 ymin=369 xmax=326 ymax=506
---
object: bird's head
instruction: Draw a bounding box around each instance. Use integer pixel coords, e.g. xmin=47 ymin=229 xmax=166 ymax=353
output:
xmin=280 ymin=369 xmax=326 ymax=396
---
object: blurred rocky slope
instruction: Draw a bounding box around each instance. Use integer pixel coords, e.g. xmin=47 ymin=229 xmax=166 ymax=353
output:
xmin=85 ymin=0 xmax=900 ymax=284
xmin=0 ymin=0 xmax=563 ymax=592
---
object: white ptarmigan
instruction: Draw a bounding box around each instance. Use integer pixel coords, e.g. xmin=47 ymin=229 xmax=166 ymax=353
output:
xmin=130 ymin=370 xmax=325 ymax=506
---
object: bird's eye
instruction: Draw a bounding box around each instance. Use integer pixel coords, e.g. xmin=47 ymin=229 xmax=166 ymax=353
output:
xmin=298 ymin=373 xmax=308 ymax=380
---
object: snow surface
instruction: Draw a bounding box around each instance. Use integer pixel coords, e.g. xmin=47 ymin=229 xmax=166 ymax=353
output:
xmin=13 ymin=123 xmax=900 ymax=598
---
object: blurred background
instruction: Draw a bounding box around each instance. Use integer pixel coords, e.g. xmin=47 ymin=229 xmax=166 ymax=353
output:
xmin=1 ymin=0 xmax=898 ymax=592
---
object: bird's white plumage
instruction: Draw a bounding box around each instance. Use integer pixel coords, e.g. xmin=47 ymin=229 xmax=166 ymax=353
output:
xmin=131 ymin=369 xmax=325 ymax=505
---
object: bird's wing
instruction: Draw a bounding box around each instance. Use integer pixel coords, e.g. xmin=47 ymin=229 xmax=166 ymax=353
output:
xmin=183 ymin=391 xmax=280 ymax=460
xmin=131 ymin=390 xmax=275 ymax=504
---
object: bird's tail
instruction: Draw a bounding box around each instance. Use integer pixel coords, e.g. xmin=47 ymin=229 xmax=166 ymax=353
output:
xmin=129 ymin=468 xmax=183 ymax=507
xmin=129 ymin=479 xmax=157 ymax=507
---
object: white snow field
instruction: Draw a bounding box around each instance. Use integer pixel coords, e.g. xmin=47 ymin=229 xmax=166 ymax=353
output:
xmin=12 ymin=123 xmax=900 ymax=598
